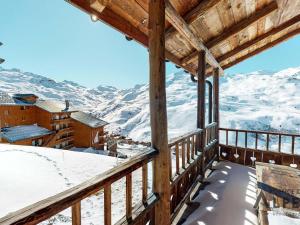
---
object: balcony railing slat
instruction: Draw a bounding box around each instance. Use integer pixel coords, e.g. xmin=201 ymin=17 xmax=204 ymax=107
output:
xmin=266 ymin=134 xmax=269 ymax=151
xmin=104 ymin=184 xmax=112 ymax=225
xmin=292 ymin=136 xmax=295 ymax=155
xmin=191 ymin=136 xmax=195 ymax=160
xmin=187 ymin=138 xmax=191 ymax=164
xmin=126 ymin=173 xmax=132 ymax=221
xmin=279 ymin=134 xmax=282 ymax=152
xmin=142 ymin=164 xmax=148 ymax=204
xmin=72 ymin=202 xmax=81 ymax=225
xmin=181 ymin=141 xmax=186 ymax=169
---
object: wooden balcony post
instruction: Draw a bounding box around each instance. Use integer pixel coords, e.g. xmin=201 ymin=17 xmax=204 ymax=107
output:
xmin=72 ymin=202 xmax=81 ymax=225
xmin=197 ymin=50 xmax=206 ymax=176
xmin=104 ymin=184 xmax=112 ymax=225
xmin=149 ymin=0 xmax=171 ymax=224
xmin=213 ymin=68 xmax=220 ymax=160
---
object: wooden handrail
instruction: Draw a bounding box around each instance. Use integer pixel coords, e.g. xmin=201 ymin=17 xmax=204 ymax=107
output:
xmin=0 ymin=149 xmax=157 ymax=225
xmin=168 ymin=125 xmax=219 ymax=220
xmin=205 ymin=122 xmax=217 ymax=129
xmin=168 ymin=129 xmax=202 ymax=147
xmin=219 ymin=127 xmax=300 ymax=156
xmin=1 ymin=126 xmax=220 ymax=225
xmin=219 ymin=127 xmax=300 ymax=138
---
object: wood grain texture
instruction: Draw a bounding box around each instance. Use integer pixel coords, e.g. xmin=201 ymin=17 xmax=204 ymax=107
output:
xmin=197 ymin=51 xmax=206 ymax=175
xmin=181 ymin=1 xmax=278 ymax=65
xmin=165 ymin=0 xmax=222 ymax=71
xmin=148 ymin=0 xmax=171 ymax=224
xmin=126 ymin=173 xmax=133 ymax=220
xmin=213 ymin=68 xmax=220 ymax=160
xmin=104 ymin=184 xmax=111 ymax=225
xmin=72 ymin=202 xmax=81 ymax=225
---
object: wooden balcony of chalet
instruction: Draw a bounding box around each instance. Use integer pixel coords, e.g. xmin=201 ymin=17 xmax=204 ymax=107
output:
xmin=1 ymin=0 xmax=300 ymax=225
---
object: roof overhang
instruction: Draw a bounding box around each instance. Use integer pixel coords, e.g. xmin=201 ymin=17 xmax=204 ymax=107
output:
xmin=67 ymin=0 xmax=300 ymax=77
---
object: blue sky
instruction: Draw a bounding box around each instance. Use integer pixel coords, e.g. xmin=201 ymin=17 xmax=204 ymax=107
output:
xmin=1 ymin=0 xmax=300 ymax=88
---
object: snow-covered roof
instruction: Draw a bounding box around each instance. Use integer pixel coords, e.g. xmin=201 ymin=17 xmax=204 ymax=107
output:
xmin=0 ymin=125 xmax=54 ymax=142
xmin=71 ymin=111 xmax=108 ymax=128
xmin=0 ymin=92 xmax=32 ymax=106
xmin=35 ymin=100 xmax=77 ymax=113
xmin=0 ymin=92 xmax=14 ymax=104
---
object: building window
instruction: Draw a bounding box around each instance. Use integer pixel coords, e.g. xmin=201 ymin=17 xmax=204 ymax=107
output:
xmin=20 ymin=106 xmax=26 ymax=110
xmin=32 ymin=140 xmax=36 ymax=146
xmin=38 ymin=139 xmax=43 ymax=146
xmin=4 ymin=110 xmax=9 ymax=116
xmin=55 ymin=124 xmax=60 ymax=131
xmin=53 ymin=114 xmax=59 ymax=120
xmin=55 ymin=144 xmax=60 ymax=149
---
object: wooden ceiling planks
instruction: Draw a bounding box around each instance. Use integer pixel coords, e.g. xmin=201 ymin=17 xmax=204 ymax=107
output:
xmin=180 ymin=1 xmax=278 ymax=65
xmin=68 ymin=0 xmax=300 ymax=76
xmin=109 ymin=0 xmax=149 ymax=35
xmin=223 ymin=25 xmax=300 ymax=69
xmin=165 ymin=0 xmax=223 ymax=71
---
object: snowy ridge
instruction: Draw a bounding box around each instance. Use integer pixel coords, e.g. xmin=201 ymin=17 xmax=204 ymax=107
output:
xmin=1 ymin=66 xmax=300 ymax=141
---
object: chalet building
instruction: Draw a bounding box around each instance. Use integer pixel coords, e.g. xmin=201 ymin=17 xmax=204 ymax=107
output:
xmin=0 ymin=125 xmax=54 ymax=146
xmin=71 ymin=111 xmax=108 ymax=150
xmin=34 ymin=100 xmax=77 ymax=149
xmin=0 ymin=93 xmax=108 ymax=150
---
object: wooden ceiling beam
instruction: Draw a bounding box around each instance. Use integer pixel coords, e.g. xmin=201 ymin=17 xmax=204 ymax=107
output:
xmin=222 ymin=28 xmax=300 ymax=69
xmin=206 ymin=1 xmax=277 ymax=48
xmin=90 ymin=0 xmax=111 ymax=13
xmin=181 ymin=1 xmax=278 ymax=65
xmin=165 ymin=0 xmax=223 ymax=73
xmin=165 ymin=0 xmax=222 ymax=39
xmin=218 ymin=14 xmax=300 ymax=63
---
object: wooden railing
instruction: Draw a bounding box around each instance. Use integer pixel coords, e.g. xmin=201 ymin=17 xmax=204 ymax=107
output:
xmin=169 ymin=123 xmax=219 ymax=220
xmin=0 ymin=149 xmax=158 ymax=225
xmin=219 ymin=128 xmax=300 ymax=168
xmin=0 ymin=126 xmax=220 ymax=225
xmin=203 ymin=122 xmax=218 ymax=169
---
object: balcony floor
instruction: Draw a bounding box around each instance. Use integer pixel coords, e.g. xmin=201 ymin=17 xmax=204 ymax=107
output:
xmin=181 ymin=161 xmax=258 ymax=225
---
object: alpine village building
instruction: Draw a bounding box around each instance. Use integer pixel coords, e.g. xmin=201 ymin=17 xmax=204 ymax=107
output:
xmin=0 ymin=93 xmax=108 ymax=150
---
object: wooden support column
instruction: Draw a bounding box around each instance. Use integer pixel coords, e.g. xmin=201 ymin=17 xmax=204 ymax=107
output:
xmin=213 ymin=68 xmax=220 ymax=161
xmin=149 ymin=0 xmax=171 ymax=224
xmin=197 ymin=51 xmax=206 ymax=176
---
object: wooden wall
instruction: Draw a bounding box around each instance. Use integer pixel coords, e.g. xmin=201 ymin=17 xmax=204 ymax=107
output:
xmin=0 ymin=105 xmax=36 ymax=128
xmin=35 ymin=107 xmax=53 ymax=130
xmin=72 ymin=119 xmax=105 ymax=150
xmin=0 ymin=134 xmax=53 ymax=146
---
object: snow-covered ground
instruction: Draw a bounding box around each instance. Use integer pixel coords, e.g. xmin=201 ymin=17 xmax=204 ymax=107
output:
xmin=1 ymin=66 xmax=300 ymax=142
xmin=0 ymin=144 xmax=153 ymax=224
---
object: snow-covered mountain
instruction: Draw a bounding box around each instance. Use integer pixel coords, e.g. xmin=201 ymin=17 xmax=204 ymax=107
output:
xmin=1 ymin=66 xmax=300 ymax=141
